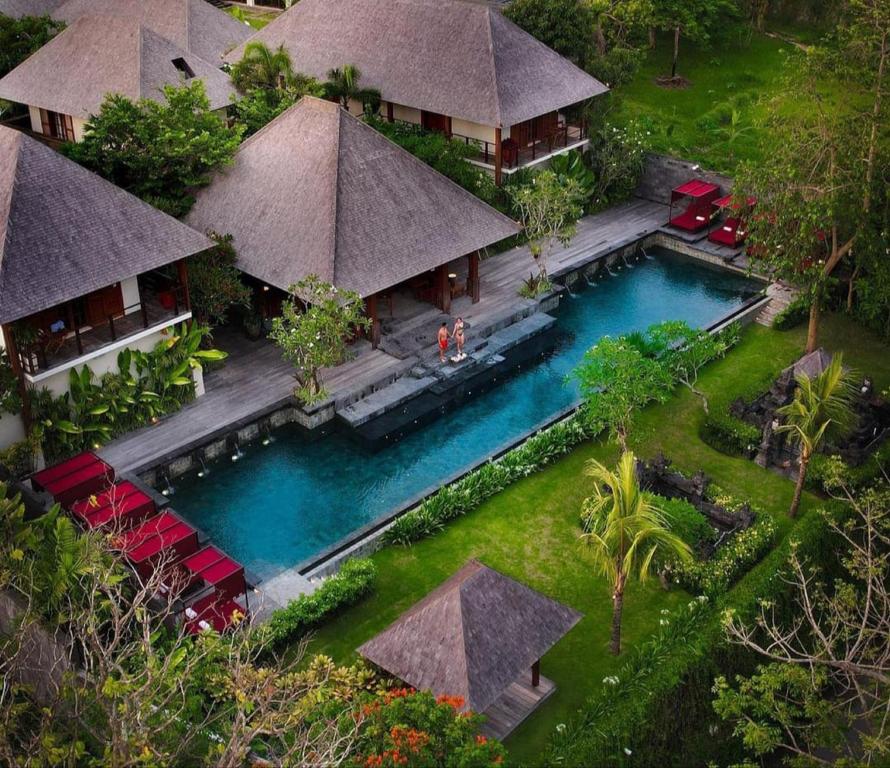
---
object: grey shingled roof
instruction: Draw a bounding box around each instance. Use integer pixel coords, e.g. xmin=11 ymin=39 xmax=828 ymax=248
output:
xmin=225 ymin=0 xmax=607 ymax=128
xmin=185 ymin=97 xmax=520 ymax=298
xmin=0 ymin=0 xmax=64 ymax=18
xmin=0 ymin=126 xmax=213 ymax=325
xmin=358 ymin=560 xmax=582 ymax=713
xmin=0 ymin=15 xmax=235 ymax=119
xmin=51 ymin=0 xmax=252 ymax=61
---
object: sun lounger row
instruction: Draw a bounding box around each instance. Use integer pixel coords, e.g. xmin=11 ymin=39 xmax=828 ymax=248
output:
xmin=31 ymin=450 xmax=115 ymax=507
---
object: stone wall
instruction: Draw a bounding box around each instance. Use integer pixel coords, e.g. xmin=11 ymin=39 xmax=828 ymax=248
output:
xmin=636 ymin=153 xmax=734 ymax=207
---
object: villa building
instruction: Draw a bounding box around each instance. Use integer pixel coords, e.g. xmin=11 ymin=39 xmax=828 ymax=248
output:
xmin=225 ymin=0 xmax=608 ymax=183
xmin=0 ymin=126 xmax=213 ymax=446
xmin=185 ymin=96 xmax=520 ymax=347
xmin=0 ymin=15 xmax=235 ymax=144
xmin=49 ymin=0 xmax=253 ymax=63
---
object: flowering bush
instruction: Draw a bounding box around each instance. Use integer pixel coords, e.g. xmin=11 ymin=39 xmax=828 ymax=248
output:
xmin=353 ymin=689 xmax=506 ymax=767
xmin=585 ymin=119 xmax=650 ymax=212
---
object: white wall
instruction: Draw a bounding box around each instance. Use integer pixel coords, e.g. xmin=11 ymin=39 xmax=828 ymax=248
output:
xmin=26 ymin=105 xmax=87 ymax=142
xmin=451 ymin=117 xmax=496 ymax=144
xmin=120 ymin=276 xmax=141 ymax=316
xmin=0 ymin=412 xmax=25 ymax=450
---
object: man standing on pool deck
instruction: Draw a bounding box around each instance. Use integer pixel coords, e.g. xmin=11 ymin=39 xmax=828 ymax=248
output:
xmin=437 ymin=322 xmax=449 ymax=363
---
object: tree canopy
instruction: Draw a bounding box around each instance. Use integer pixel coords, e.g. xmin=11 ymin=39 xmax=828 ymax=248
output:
xmin=0 ymin=14 xmax=64 ymax=78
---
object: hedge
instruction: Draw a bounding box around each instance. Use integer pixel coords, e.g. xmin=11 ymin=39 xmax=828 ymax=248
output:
xmin=546 ymin=506 xmax=843 ymax=767
xmin=699 ymin=411 xmax=761 ymax=457
xmin=262 ymin=558 xmax=377 ymax=650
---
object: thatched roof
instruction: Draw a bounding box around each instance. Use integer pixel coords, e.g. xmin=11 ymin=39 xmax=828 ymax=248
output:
xmin=0 ymin=15 xmax=235 ymax=119
xmin=357 ymin=560 xmax=581 ymax=713
xmin=50 ymin=0 xmax=252 ymax=61
xmin=225 ymin=0 xmax=607 ymax=128
xmin=0 ymin=126 xmax=212 ymax=325
xmin=185 ymin=97 xmax=520 ymax=298
xmin=0 ymin=0 xmax=64 ymax=18
xmin=789 ymin=348 xmax=833 ymax=380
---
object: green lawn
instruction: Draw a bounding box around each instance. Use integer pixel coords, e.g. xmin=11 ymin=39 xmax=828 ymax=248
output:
xmin=304 ymin=314 xmax=889 ymax=766
xmin=614 ymin=31 xmax=805 ymax=173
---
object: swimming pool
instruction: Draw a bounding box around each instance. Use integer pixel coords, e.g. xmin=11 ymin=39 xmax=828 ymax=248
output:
xmin=171 ymin=248 xmax=762 ymax=580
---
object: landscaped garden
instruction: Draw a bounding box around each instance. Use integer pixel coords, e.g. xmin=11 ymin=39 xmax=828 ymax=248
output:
xmin=302 ymin=312 xmax=890 ymax=764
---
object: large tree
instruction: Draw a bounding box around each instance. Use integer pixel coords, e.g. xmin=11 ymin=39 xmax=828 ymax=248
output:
xmin=580 ymin=452 xmax=692 ymax=655
xmin=186 ymin=232 xmax=252 ymax=327
xmin=776 ymin=354 xmax=856 ymax=518
xmin=650 ymin=0 xmax=737 ymax=81
xmin=63 ymin=81 xmax=243 ymax=217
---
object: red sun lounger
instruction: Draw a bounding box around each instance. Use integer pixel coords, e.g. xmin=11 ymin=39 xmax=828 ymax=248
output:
xmin=181 ymin=546 xmax=246 ymax=601
xmin=126 ymin=522 xmax=199 ymax=580
xmin=41 ymin=460 xmax=115 ymax=507
xmin=114 ymin=510 xmax=182 ymax=554
xmin=31 ymin=451 xmax=100 ymax=492
xmin=184 ymin=593 xmax=246 ymax=634
xmin=708 ymin=194 xmax=757 ymax=247
xmin=71 ymin=482 xmax=156 ymax=531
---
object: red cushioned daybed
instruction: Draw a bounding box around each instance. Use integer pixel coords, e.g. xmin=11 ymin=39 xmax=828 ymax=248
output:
xmin=114 ymin=511 xmax=199 ymax=580
xmin=184 ymin=592 xmax=246 ymax=634
xmin=708 ymin=195 xmax=757 ymax=247
xmin=668 ymin=179 xmax=721 ymax=232
xmin=181 ymin=546 xmax=246 ymax=601
xmin=70 ymin=481 xmax=156 ymax=530
xmin=34 ymin=454 xmax=115 ymax=507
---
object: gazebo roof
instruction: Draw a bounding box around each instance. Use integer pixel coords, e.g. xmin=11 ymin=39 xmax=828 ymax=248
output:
xmin=0 ymin=126 xmax=212 ymax=325
xmin=50 ymin=0 xmax=252 ymax=62
xmin=185 ymin=97 xmax=520 ymax=298
xmin=789 ymin=348 xmax=833 ymax=380
xmin=672 ymin=179 xmax=720 ymax=199
xmin=0 ymin=15 xmax=236 ymax=119
xmin=357 ymin=560 xmax=581 ymax=713
xmin=225 ymin=0 xmax=607 ymax=128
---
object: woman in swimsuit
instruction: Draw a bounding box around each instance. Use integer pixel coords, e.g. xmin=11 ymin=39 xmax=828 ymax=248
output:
xmin=452 ymin=318 xmax=465 ymax=359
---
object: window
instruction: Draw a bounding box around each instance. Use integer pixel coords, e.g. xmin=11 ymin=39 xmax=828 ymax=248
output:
xmin=38 ymin=108 xmax=75 ymax=141
xmin=171 ymin=57 xmax=195 ymax=79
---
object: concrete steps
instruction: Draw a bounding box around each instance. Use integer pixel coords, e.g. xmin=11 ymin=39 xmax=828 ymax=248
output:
xmin=756 ymin=282 xmax=798 ymax=326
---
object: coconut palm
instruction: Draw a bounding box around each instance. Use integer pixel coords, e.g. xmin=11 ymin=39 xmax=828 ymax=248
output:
xmin=230 ymin=41 xmax=295 ymax=92
xmin=776 ymin=354 xmax=856 ymax=518
xmin=580 ymin=451 xmax=692 ymax=655
xmin=324 ymin=64 xmax=381 ymax=114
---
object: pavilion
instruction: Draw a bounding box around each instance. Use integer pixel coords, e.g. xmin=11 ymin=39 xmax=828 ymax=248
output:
xmin=357 ymin=560 xmax=581 ymax=739
xmin=185 ymin=97 xmax=520 ymax=348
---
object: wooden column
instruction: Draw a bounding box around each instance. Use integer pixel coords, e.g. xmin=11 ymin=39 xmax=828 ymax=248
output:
xmin=386 ymin=101 xmax=394 ymax=123
xmin=468 ymin=251 xmax=481 ymax=304
xmin=367 ymin=294 xmax=381 ymax=349
xmin=176 ymin=259 xmax=192 ymax=317
xmin=531 ymin=659 xmax=540 ymax=688
xmin=494 ymin=127 xmax=503 ymax=186
xmin=436 ymin=265 xmax=451 ymax=314
xmin=2 ymin=324 xmax=31 ymax=433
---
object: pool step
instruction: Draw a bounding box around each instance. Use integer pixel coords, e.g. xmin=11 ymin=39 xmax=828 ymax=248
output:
xmin=336 ymin=313 xmax=558 ymax=430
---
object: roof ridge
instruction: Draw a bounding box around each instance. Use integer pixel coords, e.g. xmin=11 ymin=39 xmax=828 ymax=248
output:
xmin=330 ymin=104 xmax=344 ymax=283
xmin=483 ymin=5 xmax=502 ymax=128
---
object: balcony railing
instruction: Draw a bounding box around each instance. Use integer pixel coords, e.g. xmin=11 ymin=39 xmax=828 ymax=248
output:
xmin=16 ymin=286 xmax=189 ymax=377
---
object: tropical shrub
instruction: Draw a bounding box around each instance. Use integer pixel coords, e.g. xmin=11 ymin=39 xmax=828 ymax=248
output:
xmin=772 ymin=294 xmax=811 ymax=330
xmin=0 ymin=348 xmax=21 ymax=416
xmin=584 ymin=118 xmax=650 ymax=211
xmin=658 ymin=496 xmax=715 ymax=553
xmin=365 ymin=117 xmax=499 ymax=207
xmin=699 ymin=411 xmax=761 ymax=457
xmin=31 ymin=324 xmax=226 ymax=461
xmin=353 ymin=688 xmax=507 ymax=768
xmin=549 ymin=150 xmax=596 ymax=206
xmin=383 ymin=413 xmax=596 ymax=545
xmin=0 ymin=429 xmax=42 ymax=479
xmin=676 ymin=516 xmax=778 ymax=597
xmin=262 ymin=558 xmax=376 ymax=650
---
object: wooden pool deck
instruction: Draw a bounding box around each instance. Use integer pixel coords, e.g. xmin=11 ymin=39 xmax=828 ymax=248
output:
xmin=480 ymin=671 xmax=557 ymax=741
xmin=98 ymin=199 xmax=669 ymax=477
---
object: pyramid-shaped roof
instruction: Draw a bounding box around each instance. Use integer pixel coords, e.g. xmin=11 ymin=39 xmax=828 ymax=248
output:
xmin=0 ymin=126 xmax=212 ymax=324
xmin=358 ymin=560 xmax=581 ymax=713
xmin=225 ymin=0 xmax=607 ymax=128
xmin=51 ymin=0 xmax=252 ymax=62
xmin=186 ymin=97 xmax=520 ymax=298
xmin=0 ymin=15 xmax=235 ymax=120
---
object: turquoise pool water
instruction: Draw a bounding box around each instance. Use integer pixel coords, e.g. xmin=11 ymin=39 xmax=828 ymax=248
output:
xmin=171 ymin=248 xmax=761 ymax=579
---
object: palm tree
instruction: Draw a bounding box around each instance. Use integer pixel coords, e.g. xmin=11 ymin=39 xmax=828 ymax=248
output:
xmin=324 ymin=64 xmax=381 ymax=114
xmin=776 ymin=354 xmax=856 ymax=518
xmin=580 ymin=452 xmax=692 ymax=655
xmin=231 ymin=41 xmax=295 ymax=93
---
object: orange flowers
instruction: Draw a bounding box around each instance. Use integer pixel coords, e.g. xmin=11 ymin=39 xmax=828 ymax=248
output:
xmin=435 ymin=694 xmax=465 ymax=710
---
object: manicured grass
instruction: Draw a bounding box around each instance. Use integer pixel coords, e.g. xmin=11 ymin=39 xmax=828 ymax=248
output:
xmin=227 ymin=4 xmax=278 ymax=30
xmin=614 ymin=31 xmax=805 ymax=173
xmin=303 ymin=314 xmax=888 ymax=765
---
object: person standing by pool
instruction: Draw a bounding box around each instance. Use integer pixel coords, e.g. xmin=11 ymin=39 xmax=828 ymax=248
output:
xmin=452 ymin=317 xmax=465 ymax=360
xmin=437 ymin=322 xmax=449 ymax=363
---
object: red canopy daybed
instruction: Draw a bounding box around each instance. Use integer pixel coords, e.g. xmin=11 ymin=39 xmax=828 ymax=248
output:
xmin=668 ymin=179 xmax=721 ymax=232
xmin=70 ymin=480 xmax=157 ymax=530
xmin=708 ymin=195 xmax=757 ymax=247
xmin=31 ymin=451 xmax=115 ymax=507
xmin=184 ymin=592 xmax=246 ymax=634
xmin=179 ymin=546 xmax=246 ymax=601
xmin=114 ymin=510 xmax=199 ymax=579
